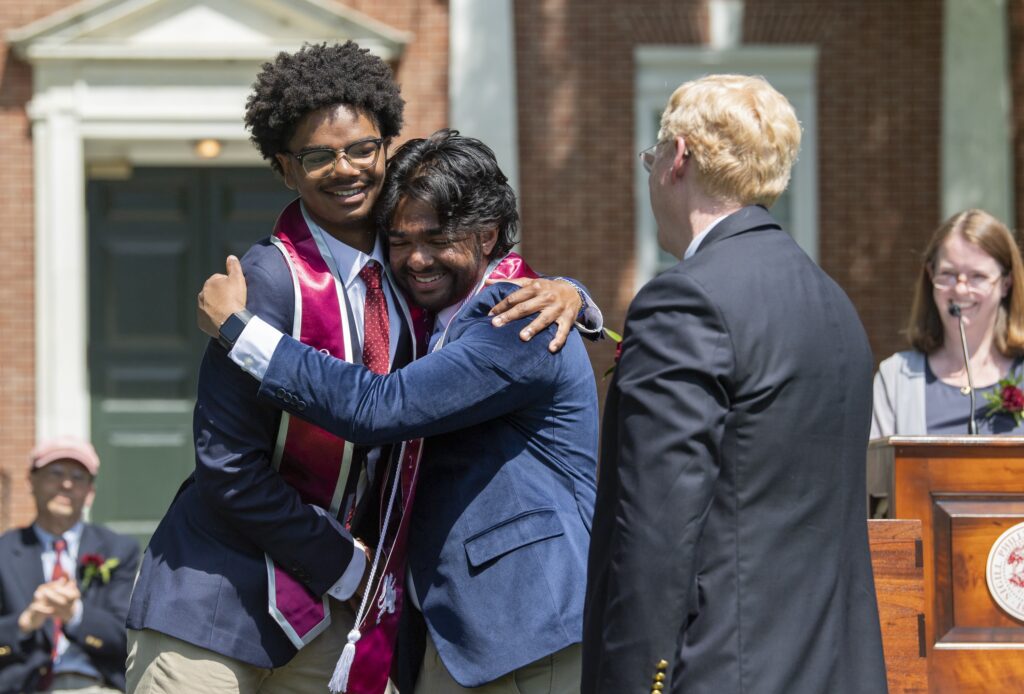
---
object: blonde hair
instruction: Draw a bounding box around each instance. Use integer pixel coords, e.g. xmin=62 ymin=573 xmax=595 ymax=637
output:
xmin=907 ymin=209 xmax=1024 ymax=357
xmin=658 ymin=74 xmax=801 ymax=207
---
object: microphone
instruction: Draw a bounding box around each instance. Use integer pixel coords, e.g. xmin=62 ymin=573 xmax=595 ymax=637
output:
xmin=948 ymin=301 xmax=978 ymax=434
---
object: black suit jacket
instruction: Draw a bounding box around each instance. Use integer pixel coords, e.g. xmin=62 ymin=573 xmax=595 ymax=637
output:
xmin=583 ymin=206 xmax=887 ymax=693
xmin=0 ymin=523 xmax=140 ymax=693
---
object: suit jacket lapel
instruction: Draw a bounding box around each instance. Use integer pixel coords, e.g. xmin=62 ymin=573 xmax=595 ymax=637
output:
xmin=78 ymin=522 xmax=105 ymax=553
xmin=693 ymin=205 xmax=782 ymax=256
xmin=11 ymin=527 xmax=45 ymax=602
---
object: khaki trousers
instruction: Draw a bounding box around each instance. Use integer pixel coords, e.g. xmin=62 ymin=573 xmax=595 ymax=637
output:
xmin=127 ymin=600 xmax=369 ymax=694
xmin=413 ymin=635 xmax=581 ymax=694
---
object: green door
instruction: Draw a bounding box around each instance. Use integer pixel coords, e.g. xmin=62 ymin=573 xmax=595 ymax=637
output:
xmin=87 ymin=167 xmax=295 ymax=544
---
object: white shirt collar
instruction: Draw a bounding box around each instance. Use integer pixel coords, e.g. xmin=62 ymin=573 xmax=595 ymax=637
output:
xmin=33 ymin=521 xmax=84 ymax=555
xmin=300 ymin=202 xmax=387 ymax=287
xmin=684 ymin=213 xmax=732 ymax=260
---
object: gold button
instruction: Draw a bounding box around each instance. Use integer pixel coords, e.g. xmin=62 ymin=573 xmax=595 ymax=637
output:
xmin=85 ymin=635 xmax=104 ymax=648
xmin=653 ymin=683 xmax=665 ymax=691
xmin=657 ymin=659 xmax=669 ymax=669
xmin=0 ymin=645 xmax=10 ymax=656
xmin=655 ymin=673 xmax=666 ymax=682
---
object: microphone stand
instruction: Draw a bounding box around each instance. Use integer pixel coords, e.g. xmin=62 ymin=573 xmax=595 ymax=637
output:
xmin=948 ymin=302 xmax=978 ymax=435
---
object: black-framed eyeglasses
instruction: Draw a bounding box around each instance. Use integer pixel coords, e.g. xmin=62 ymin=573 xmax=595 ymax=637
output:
xmin=287 ymin=138 xmax=385 ymax=178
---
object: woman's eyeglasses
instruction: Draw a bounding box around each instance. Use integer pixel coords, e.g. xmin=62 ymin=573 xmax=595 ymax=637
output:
xmin=931 ymin=270 xmax=1005 ymax=293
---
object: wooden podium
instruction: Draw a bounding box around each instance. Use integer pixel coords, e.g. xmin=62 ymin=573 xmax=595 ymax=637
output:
xmin=870 ymin=436 xmax=1024 ymax=693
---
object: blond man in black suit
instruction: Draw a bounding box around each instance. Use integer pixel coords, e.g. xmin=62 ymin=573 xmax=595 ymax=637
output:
xmin=583 ymin=75 xmax=887 ymax=694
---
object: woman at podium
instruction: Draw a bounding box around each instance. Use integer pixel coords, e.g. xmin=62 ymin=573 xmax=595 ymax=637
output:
xmin=871 ymin=209 xmax=1024 ymax=437
xmin=869 ymin=210 xmax=1024 ymax=514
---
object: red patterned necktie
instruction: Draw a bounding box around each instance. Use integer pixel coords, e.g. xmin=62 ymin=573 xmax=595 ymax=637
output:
xmin=359 ymin=261 xmax=390 ymax=375
xmin=40 ymin=537 xmax=68 ymax=689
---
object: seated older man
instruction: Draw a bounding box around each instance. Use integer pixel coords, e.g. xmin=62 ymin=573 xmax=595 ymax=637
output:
xmin=0 ymin=438 xmax=139 ymax=693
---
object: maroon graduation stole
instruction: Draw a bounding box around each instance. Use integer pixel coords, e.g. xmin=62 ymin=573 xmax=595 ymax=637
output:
xmin=329 ymin=252 xmax=538 ymax=694
xmin=265 ymin=199 xmax=423 ymax=652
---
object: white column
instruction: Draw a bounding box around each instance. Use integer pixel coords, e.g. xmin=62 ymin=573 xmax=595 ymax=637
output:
xmin=709 ymin=0 xmax=744 ymax=51
xmin=942 ymin=0 xmax=1013 ymax=223
xmin=33 ymin=102 xmax=90 ymax=440
xmin=448 ymin=0 xmax=519 ymax=196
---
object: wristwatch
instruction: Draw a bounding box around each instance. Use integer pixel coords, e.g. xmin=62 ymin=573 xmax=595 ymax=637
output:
xmin=217 ymin=309 xmax=253 ymax=351
xmin=554 ymin=277 xmax=588 ymax=321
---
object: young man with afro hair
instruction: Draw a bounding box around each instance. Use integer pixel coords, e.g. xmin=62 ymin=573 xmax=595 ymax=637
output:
xmin=126 ymin=42 xmax=588 ymax=694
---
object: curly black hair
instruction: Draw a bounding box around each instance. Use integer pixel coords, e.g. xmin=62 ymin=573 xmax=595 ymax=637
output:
xmin=376 ymin=129 xmax=520 ymax=259
xmin=245 ymin=41 xmax=405 ymax=175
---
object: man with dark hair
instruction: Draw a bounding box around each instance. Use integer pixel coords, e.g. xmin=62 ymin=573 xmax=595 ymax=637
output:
xmin=198 ymin=129 xmax=597 ymax=694
xmin=127 ymin=44 xmax=587 ymax=694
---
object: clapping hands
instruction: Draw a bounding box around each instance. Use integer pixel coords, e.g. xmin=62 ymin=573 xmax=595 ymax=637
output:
xmin=17 ymin=577 xmax=81 ymax=633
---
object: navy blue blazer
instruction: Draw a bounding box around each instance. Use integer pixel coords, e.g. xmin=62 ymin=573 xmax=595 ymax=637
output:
xmin=259 ymin=281 xmax=599 ymax=687
xmin=0 ymin=523 xmax=139 ymax=693
xmin=583 ymin=206 xmax=887 ymax=693
xmin=127 ymin=240 xmax=380 ymax=668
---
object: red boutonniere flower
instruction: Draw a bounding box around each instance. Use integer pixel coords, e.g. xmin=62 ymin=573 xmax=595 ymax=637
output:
xmin=984 ymin=375 xmax=1024 ymax=425
xmin=79 ymin=553 xmax=120 ymax=588
xmin=603 ymin=328 xmax=623 ymax=379
xmin=80 ymin=553 xmax=105 ymax=568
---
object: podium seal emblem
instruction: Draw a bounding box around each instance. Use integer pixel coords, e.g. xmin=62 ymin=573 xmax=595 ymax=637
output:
xmin=986 ymin=521 xmax=1024 ymax=621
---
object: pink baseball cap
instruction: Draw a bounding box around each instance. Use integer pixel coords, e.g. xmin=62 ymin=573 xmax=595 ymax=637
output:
xmin=29 ymin=437 xmax=100 ymax=477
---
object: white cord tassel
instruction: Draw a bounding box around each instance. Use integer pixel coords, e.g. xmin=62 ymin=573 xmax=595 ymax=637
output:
xmin=328 ymin=445 xmax=407 ymax=693
xmin=328 ymin=629 xmax=361 ymax=693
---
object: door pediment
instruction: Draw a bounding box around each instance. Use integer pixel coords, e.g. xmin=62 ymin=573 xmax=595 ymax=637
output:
xmin=9 ymin=0 xmax=411 ymax=62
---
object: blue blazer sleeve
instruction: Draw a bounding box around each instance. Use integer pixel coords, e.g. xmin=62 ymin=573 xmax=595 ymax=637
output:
xmin=258 ymin=283 xmax=562 ymax=445
xmin=192 ymin=242 xmax=357 ymax=595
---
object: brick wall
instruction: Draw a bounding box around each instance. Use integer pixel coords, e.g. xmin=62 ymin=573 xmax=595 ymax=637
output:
xmin=0 ymin=0 xmax=448 ymax=530
xmin=784 ymin=0 xmax=942 ymax=363
xmin=0 ymin=1 xmax=80 ymax=530
xmin=343 ymin=0 xmax=449 ymax=142
xmin=1011 ymin=0 xmax=1024 ymax=232
xmin=514 ymin=0 xmax=942 ymax=391
xmin=514 ymin=0 xmax=708 ymax=388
